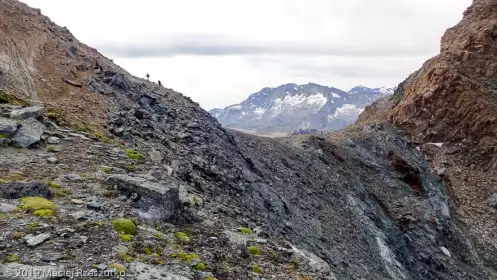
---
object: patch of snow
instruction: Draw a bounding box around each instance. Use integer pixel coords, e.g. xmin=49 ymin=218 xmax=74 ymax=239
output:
xmin=332 ymin=104 xmax=364 ymax=118
xmin=270 ymin=93 xmax=328 ymax=116
xmin=441 ymin=247 xmax=451 ymax=257
xmin=331 ymin=92 xmax=341 ymax=98
xmin=376 ymin=237 xmax=408 ymax=280
xmin=427 ymin=142 xmax=444 ymax=147
xmin=306 ymin=93 xmax=328 ymax=106
xmin=328 ymin=104 xmax=364 ymax=124
xmin=379 ymin=87 xmax=394 ymax=95
xmin=227 ymin=104 xmax=242 ymax=110
xmin=294 ymin=87 xmax=298 ymax=91
xmin=254 ymin=107 xmax=266 ymax=115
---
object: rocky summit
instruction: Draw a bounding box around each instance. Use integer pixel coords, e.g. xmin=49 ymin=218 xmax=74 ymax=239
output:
xmin=0 ymin=0 xmax=496 ymax=280
xmin=210 ymin=83 xmax=393 ymax=135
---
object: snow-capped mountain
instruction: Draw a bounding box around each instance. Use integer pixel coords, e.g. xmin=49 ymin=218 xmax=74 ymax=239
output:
xmin=209 ymin=83 xmax=394 ymax=134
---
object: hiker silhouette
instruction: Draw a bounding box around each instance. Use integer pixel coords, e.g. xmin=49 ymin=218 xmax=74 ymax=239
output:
xmin=146 ymin=73 xmax=150 ymax=80
xmin=158 ymin=80 xmax=162 ymax=86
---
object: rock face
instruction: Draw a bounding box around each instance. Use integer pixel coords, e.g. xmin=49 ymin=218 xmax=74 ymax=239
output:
xmin=358 ymin=0 xmax=497 ymax=254
xmin=0 ymin=0 xmax=496 ymax=279
xmin=360 ymin=0 xmax=497 ymax=167
xmin=10 ymin=106 xmax=45 ymax=120
xmin=210 ymin=83 xmax=393 ymax=134
xmin=12 ymin=118 xmax=45 ymax=148
xmin=0 ymin=117 xmax=19 ymax=137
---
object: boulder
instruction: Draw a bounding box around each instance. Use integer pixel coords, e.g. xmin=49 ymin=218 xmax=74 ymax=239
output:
xmin=0 ymin=117 xmax=19 ymax=137
xmin=0 ymin=181 xmax=52 ymax=199
xmin=27 ymin=233 xmax=51 ymax=247
xmin=12 ymin=118 xmax=45 ymax=148
xmin=0 ymin=202 xmax=16 ymax=213
xmin=10 ymin=106 xmax=45 ymax=120
xmin=105 ymin=174 xmax=184 ymax=222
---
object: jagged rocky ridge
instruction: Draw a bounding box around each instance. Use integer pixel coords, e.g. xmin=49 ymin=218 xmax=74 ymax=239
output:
xmin=210 ymin=83 xmax=393 ymax=134
xmin=359 ymin=0 xmax=497 ymax=256
xmin=0 ymin=0 xmax=496 ymax=279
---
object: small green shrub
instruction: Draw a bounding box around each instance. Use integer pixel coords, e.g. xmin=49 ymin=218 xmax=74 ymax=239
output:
xmin=103 ymin=167 xmax=111 ymax=174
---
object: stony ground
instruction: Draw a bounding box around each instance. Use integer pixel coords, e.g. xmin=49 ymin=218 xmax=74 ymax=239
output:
xmin=0 ymin=116 xmax=331 ymax=280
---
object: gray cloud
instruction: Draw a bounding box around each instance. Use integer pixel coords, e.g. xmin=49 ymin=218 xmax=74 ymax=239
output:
xmin=96 ymin=33 xmax=437 ymax=58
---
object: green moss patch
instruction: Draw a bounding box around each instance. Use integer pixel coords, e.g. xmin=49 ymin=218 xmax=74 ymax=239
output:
xmin=108 ymin=263 xmax=126 ymax=273
xmin=112 ymin=218 xmax=136 ymax=235
xmin=18 ymin=197 xmax=56 ymax=215
xmin=33 ymin=209 xmax=54 ymax=217
xmin=169 ymin=251 xmax=200 ymax=263
xmin=247 ymin=246 xmax=261 ymax=255
xmin=239 ymin=227 xmax=253 ymax=235
xmin=118 ymin=253 xmax=134 ymax=263
xmin=119 ymin=234 xmax=134 ymax=242
xmin=126 ymin=149 xmax=144 ymax=160
xmin=6 ymin=253 xmax=20 ymax=263
xmin=0 ymin=91 xmax=27 ymax=106
xmin=174 ymin=232 xmax=190 ymax=244
xmin=48 ymin=181 xmax=60 ymax=189
xmin=193 ymin=262 xmax=206 ymax=271
xmin=252 ymin=265 xmax=264 ymax=275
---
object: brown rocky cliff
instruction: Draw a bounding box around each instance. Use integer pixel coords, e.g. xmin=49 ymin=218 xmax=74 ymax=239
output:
xmin=359 ymin=0 xmax=497 ymax=249
xmin=0 ymin=0 xmax=124 ymax=130
xmin=361 ymin=0 xmax=497 ymax=167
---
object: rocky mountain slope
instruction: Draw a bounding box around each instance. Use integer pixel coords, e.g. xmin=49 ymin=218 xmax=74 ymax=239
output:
xmin=210 ymin=84 xmax=393 ymax=134
xmin=359 ymin=0 xmax=497 ymax=253
xmin=1 ymin=0 xmax=496 ymax=279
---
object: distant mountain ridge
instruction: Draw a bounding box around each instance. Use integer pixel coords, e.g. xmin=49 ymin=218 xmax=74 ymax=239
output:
xmin=210 ymin=83 xmax=394 ymax=134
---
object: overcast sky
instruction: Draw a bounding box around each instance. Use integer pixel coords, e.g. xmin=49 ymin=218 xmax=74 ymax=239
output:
xmin=21 ymin=0 xmax=471 ymax=110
